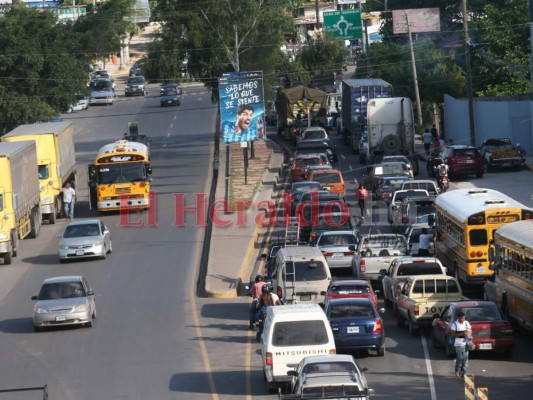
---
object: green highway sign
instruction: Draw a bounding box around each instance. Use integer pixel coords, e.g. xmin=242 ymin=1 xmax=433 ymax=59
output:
xmin=323 ymin=9 xmax=363 ymax=40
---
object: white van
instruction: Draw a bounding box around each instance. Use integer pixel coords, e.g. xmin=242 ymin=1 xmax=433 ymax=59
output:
xmin=272 ymin=247 xmax=332 ymax=304
xmin=261 ymin=304 xmax=336 ymax=391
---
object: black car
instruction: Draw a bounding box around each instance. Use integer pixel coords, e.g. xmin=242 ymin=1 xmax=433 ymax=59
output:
xmin=160 ymin=83 xmax=182 ymax=95
xmin=125 ymin=76 xmax=148 ymax=97
xmin=296 ymin=139 xmax=338 ymax=163
xmin=160 ymin=88 xmax=181 ymax=107
xmin=129 ymin=62 xmax=145 ymax=77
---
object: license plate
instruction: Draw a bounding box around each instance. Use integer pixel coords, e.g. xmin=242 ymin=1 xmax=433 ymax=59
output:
xmin=167 ymin=100 xmax=172 ymax=103
xmin=333 ymin=252 xmax=344 ymax=257
xmin=300 ymin=295 xmax=311 ymax=301
xmin=55 ymin=315 xmax=66 ymax=322
xmin=347 ymin=326 xmax=360 ymax=334
xmin=476 ymin=266 xmax=486 ymax=273
xmin=76 ymin=250 xmax=84 ymax=256
xmin=466 ymin=160 xmax=474 ymax=164
xmin=479 ymin=343 xmax=492 ymax=350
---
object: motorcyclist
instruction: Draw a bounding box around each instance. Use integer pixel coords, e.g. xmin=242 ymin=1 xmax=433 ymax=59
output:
xmin=437 ymin=160 xmax=449 ymax=192
xmin=255 ymin=283 xmax=281 ymax=342
xmin=248 ymin=274 xmax=266 ymax=330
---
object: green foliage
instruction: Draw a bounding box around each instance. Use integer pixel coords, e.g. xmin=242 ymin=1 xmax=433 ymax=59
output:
xmin=297 ymin=38 xmax=348 ymax=81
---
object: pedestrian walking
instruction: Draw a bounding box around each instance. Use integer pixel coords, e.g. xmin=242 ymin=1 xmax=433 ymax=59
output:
xmin=431 ymin=124 xmax=438 ymax=141
xmin=356 ymin=185 xmax=369 ymax=218
xmin=62 ymin=182 xmax=76 ymax=221
xmin=451 ymin=311 xmax=472 ymax=378
xmin=422 ymin=128 xmax=432 ymax=156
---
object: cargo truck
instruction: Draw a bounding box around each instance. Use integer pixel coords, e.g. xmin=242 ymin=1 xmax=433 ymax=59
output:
xmin=0 ymin=141 xmax=41 ymax=264
xmin=341 ymin=78 xmax=392 ymax=154
xmin=2 ymin=122 xmax=77 ymax=224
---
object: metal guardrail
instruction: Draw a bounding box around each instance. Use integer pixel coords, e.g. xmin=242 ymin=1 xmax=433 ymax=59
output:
xmin=464 ymin=374 xmax=488 ymax=400
xmin=0 ymin=385 xmax=48 ymax=399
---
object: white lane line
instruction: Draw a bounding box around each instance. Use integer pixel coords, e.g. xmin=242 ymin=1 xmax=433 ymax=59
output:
xmin=173 ymin=115 xmax=177 ymax=120
xmin=421 ymin=334 xmax=438 ymax=400
xmin=170 ymin=123 xmax=174 ymax=129
xmin=349 ymin=165 xmax=353 ymax=171
xmin=340 ymin=154 xmax=346 ymax=160
xmin=167 ymin=133 xmax=170 ymax=137
xmin=163 ymin=144 xmax=166 ymax=148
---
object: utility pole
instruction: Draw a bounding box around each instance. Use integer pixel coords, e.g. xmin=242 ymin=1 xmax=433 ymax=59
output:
xmin=463 ymin=0 xmax=476 ymax=146
xmin=405 ymin=14 xmax=423 ymax=127
xmin=530 ymin=0 xmax=533 ymax=92
xmin=315 ymin=0 xmax=320 ymax=29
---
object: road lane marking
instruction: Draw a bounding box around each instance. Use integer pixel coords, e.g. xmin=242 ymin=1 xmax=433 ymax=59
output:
xmin=421 ymin=334 xmax=437 ymax=400
xmin=170 ymin=123 xmax=174 ymax=129
xmin=190 ymin=272 xmax=219 ymax=399
xmin=349 ymin=165 xmax=352 ymax=171
xmin=340 ymin=154 xmax=346 ymax=160
xmin=167 ymin=133 xmax=171 ymax=137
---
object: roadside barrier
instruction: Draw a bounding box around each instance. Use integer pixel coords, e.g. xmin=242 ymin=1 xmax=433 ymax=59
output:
xmin=464 ymin=374 xmax=489 ymax=400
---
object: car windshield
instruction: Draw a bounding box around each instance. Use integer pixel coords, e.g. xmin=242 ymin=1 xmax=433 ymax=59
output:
xmin=128 ymin=77 xmax=144 ymax=84
xmin=64 ymin=224 xmax=100 ymax=238
xmin=485 ymin=139 xmax=510 ymax=146
xmin=318 ymin=234 xmax=357 ymax=246
xmin=303 ymin=386 xmax=362 ymax=395
xmin=302 ymin=362 xmax=357 ymax=374
xmin=272 ymin=320 xmax=329 ymax=346
xmin=459 ymin=306 xmax=503 ymax=321
xmin=304 ymin=130 xmax=327 ymax=140
xmin=90 ymin=80 xmax=112 ymax=91
xmin=38 ymin=282 xmax=85 ymax=300
xmin=293 ymin=183 xmax=322 ymax=193
xmin=314 ymin=215 xmax=353 ymax=231
xmin=97 ymin=163 xmax=146 ymax=184
xmin=330 ymin=285 xmax=371 ymax=295
xmin=382 ymin=178 xmax=408 ymax=190
xmin=300 ymin=193 xmax=339 ymax=202
xmin=394 ymin=191 xmax=428 ymax=202
xmin=313 ymin=172 xmax=341 ymax=183
xmin=38 ymin=165 xmax=49 ymax=179
xmin=454 ymin=148 xmax=477 ymax=157
xmin=329 ymin=303 xmax=374 ymax=318
xmin=286 ymin=261 xmax=328 ymax=281
xmin=163 ymin=89 xmax=178 ymax=96
xmin=295 ymin=158 xmax=320 ymax=168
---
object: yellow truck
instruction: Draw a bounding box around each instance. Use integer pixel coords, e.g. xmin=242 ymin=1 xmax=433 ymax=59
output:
xmin=0 ymin=141 xmax=41 ymax=264
xmin=2 ymin=122 xmax=77 ymax=224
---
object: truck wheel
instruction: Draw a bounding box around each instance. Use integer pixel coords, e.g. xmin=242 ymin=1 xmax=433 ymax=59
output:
xmin=3 ymin=252 xmax=12 ymax=265
xmin=381 ymin=135 xmax=401 ymax=153
xmin=376 ymin=346 xmax=385 ymax=357
xmin=30 ymin=211 xmax=38 ymax=239
xmin=49 ymin=210 xmax=56 ymax=224
xmin=11 ymin=232 xmax=18 ymax=257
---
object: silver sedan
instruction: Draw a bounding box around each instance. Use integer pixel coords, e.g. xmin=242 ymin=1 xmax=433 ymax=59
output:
xmin=58 ymin=219 xmax=112 ymax=262
xmin=32 ymin=275 xmax=96 ymax=331
xmin=316 ymin=231 xmax=359 ymax=270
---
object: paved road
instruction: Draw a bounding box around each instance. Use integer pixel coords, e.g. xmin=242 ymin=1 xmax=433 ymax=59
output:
xmin=0 ymin=84 xmax=218 ymax=399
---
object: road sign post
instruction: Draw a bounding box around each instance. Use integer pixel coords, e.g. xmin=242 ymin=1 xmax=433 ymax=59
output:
xmin=323 ymin=10 xmax=363 ymax=40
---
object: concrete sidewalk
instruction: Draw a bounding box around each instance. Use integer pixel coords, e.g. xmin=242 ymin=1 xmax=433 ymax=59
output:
xmin=204 ymin=137 xmax=285 ymax=298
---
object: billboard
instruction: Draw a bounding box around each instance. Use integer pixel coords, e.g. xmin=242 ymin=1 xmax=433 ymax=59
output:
xmin=392 ymin=8 xmax=440 ymax=34
xmin=323 ymin=9 xmax=363 ymax=40
xmin=219 ymin=71 xmax=265 ymax=143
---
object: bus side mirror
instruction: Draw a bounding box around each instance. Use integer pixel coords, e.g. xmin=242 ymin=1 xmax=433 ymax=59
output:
xmin=146 ymin=165 xmax=153 ymax=175
xmin=488 ymin=247 xmax=495 ymax=262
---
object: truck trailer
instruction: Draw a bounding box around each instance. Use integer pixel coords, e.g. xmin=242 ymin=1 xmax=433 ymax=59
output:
xmin=2 ymin=122 xmax=77 ymax=224
xmin=341 ymin=78 xmax=392 ymax=154
xmin=0 ymin=141 xmax=41 ymax=264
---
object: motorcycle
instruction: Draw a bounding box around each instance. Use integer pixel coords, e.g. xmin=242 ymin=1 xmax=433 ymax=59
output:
xmin=437 ymin=175 xmax=449 ymax=193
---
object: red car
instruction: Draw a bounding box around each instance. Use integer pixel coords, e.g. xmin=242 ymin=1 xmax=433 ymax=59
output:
xmin=325 ymin=280 xmax=379 ymax=310
xmin=427 ymin=145 xmax=484 ymax=179
xmin=431 ymin=300 xmax=514 ymax=358
xmin=289 ymin=155 xmax=323 ymax=182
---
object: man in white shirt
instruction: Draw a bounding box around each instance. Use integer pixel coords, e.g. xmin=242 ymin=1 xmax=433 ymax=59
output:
xmin=451 ymin=311 xmax=472 ymax=378
xmin=418 ymin=228 xmax=433 ymax=256
xmin=422 ymin=128 xmax=432 ymax=155
xmin=62 ymin=182 xmax=76 ymax=221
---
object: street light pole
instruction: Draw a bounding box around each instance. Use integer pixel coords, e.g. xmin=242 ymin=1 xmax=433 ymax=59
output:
xmin=405 ymin=14 xmax=423 ymax=127
xmin=529 ymin=0 xmax=533 ymax=92
xmin=463 ymin=0 xmax=476 ymax=146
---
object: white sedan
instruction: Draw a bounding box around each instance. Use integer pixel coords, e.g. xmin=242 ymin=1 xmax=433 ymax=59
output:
xmin=67 ymin=96 xmax=89 ymax=113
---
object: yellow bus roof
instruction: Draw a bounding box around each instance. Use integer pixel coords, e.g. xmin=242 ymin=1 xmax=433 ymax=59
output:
xmin=96 ymin=140 xmax=149 ymax=160
xmin=434 ymin=188 xmax=530 ymax=222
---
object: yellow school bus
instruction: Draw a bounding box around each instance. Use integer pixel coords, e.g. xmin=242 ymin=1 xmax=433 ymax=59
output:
xmin=88 ymin=140 xmax=152 ymax=212
xmin=434 ymin=188 xmax=533 ymax=285
xmin=485 ymin=220 xmax=533 ymax=331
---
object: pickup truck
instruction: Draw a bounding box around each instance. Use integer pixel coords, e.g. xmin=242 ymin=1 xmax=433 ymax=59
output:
xmin=394 ymin=275 xmax=464 ymax=335
xmin=479 ymin=138 xmax=522 ymax=171
xmin=351 ymin=234 xmax=408 ymax=282
xmin=379 ymin=257 xmax=447 ymax=308
xmin=387 ymin=189 xmax=429 ymax=225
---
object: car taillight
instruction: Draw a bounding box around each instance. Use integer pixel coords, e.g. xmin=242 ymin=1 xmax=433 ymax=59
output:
xmin=414 ymin=305 xmax=419 ymax=316
xmin=344 ymin=251 xmax=354 ymax=256
xmin=322 ymin=252 xmax=333 ymax=257
xmin=360 ymin=260 xmax=366 ymax=273
xmin=277 ymin=286 xmax=282 ymax=297
xmin=401 ymin=215 xmax=407 ymax=223
xmin=311 ymin=233 xmax=317 ymax=242
xmin=291 ymin=195 xmax=296 ymax=201
xmin=384 ymin=193 xmax=391 ymax=198
xmin=329 ymin=349 xmax=336 ymax=354
xmin=372 ymin=319 xmax=383 ymax=333
xmin=266 ymin=352 xmax=273 ymax=365
xmin=470 ymin=250 xmax=484 ymax=258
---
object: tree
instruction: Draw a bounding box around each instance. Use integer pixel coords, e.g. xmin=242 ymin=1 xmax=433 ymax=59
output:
xmin=297 ymin=38 xmax=348 ymax=86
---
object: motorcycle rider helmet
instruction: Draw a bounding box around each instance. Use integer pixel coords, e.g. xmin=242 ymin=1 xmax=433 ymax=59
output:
xmin=255 ymin=274 xmax=264 ymax=283
xmin=262 ymin=283 xmax=274 ymax=294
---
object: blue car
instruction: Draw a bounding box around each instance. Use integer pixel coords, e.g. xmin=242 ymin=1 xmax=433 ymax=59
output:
xmin=325 ymin=297 xmax=385 ymax=356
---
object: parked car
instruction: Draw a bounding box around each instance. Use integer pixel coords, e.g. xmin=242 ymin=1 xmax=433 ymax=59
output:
xmin=479 ymin=138 xmax=522 ymax=171
xmin=285 ymin=354 xmax=374 ymax=398
xmin=316 ymin=231 xmax=359 ymax=271
xmin=160 ymin=88 xmax=181 ymax=107
xmin=58 ymin=219 xmax=112 ymax=262
xmin=427 ymin=145 xmax=484 ymax=179
xmin=31 ymin=275 xmax=96 ymax=331
xmin=125 ymin=76 xmax=148 ymax=97
xmin=431 ymin=300 xmax=514 ymax=357
xmin=67 ymin=95 xmax=88 ymax=113
xmin=325 ymin=280 xmax=379 ymax=310
xmin=325 ymin=297 xmax=385 ymax=356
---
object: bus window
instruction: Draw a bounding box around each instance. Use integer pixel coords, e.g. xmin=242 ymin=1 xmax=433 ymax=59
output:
xmin=469 ymin=229 xmax=488 ymax=246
